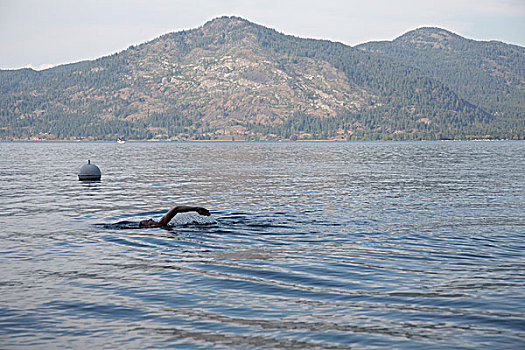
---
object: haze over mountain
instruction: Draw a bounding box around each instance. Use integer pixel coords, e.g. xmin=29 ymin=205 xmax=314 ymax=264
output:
xmin=1 ymin=17 xmax=523 ymax=141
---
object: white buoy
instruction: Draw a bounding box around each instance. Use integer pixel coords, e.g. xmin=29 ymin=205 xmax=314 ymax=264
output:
xmin=78 ymin=160 xmax=101 ymax=181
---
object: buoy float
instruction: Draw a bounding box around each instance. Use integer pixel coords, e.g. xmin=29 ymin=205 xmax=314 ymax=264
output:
xmin=78 ymin=160 xmax=102 ymax=181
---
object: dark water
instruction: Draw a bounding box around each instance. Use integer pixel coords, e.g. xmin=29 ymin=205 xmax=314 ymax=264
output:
xmin=1 ymin=141 xmax=524 ymax=349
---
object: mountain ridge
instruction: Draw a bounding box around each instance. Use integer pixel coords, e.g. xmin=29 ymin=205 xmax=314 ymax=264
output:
xmin=1 ymin=16 xmax=523 ymax=141
xmin=357 ymin=26 xmax=524 ymax=119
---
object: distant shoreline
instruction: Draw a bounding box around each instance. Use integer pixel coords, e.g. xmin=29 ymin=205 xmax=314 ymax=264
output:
xmin=1 ymin=138 xmax=519 ymax=143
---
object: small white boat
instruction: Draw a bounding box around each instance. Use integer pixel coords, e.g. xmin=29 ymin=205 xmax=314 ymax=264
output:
xmin=117 ymin=138 xmax=125 ymax=144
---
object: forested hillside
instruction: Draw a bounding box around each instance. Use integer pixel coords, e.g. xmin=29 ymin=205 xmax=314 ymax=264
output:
xmin=357 ymin=27 xmax=525 ymax=137
xmin=0 ymin=17 xmax=523 ymax=141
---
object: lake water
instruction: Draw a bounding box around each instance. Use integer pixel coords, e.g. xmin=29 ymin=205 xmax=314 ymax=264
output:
xmin=0 ymin=141 xmax=524 ymax=349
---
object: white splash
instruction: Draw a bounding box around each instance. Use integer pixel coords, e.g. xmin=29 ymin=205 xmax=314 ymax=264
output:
xmin=169 ymin=212 xmax=216 ymax=225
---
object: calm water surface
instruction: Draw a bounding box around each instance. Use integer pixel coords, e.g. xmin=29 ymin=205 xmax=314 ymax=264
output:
xmin=0 ymin=141 xmax=524 ymax=349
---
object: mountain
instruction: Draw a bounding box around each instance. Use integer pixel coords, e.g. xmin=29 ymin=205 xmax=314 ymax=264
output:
xmin=357 ymin=27 xmax=525 ymax=135
xmin=0 ymin=17 xmax=523 ymax=141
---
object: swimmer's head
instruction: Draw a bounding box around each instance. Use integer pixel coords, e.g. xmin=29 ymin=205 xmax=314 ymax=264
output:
xmin=139 ymin=218 xmax=158 ymax=227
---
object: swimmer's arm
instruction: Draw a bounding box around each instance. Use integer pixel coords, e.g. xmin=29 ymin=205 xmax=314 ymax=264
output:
xmin=157 ymin=206 xmax=210 ymax=226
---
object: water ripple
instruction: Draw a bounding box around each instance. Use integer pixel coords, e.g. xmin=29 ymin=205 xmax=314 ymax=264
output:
xmin=0 ymin=141 xmax=524 ymax=349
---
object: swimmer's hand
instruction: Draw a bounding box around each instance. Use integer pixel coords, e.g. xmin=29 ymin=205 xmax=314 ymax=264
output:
xmin=197 ymin=207 xmax=210 ymax=216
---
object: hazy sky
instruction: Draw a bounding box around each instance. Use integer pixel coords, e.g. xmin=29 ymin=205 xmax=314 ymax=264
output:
xmin=1 ymin=0 xmax=524 ymax=70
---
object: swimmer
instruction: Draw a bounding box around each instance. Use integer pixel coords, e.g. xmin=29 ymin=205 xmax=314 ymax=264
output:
xmin=139 ymin=206 xmax=210 ymax=227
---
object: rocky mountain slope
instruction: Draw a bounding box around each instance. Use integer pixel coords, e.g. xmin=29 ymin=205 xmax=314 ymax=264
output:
xmin=1 ymin=17 xmax=523 ymax=140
